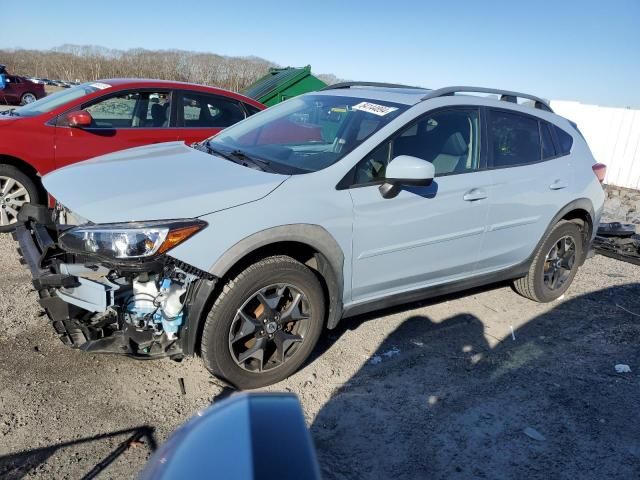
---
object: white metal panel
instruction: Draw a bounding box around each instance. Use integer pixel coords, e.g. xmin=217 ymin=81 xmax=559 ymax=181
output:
xmin=551 ymin=100 xmax=640 ymax=190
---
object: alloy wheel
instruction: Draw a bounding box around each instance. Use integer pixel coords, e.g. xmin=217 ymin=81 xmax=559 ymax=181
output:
xmin=543 ymin=235 xmax=576 ymax=290
xmin=0 ymin=176 xmax=30 ymax=227
xmin=229 ymin=283 xmax=311 ymax=373
xmin=22 ymin=93 xmax=37 ymax=104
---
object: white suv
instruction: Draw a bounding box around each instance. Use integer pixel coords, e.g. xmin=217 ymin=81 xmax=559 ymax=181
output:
xmin=16 ymin=84 xmax=606 ymax=388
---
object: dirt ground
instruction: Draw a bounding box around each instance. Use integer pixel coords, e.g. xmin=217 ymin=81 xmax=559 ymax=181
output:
xmin=1 ymin=230 xmax=639 ymax=479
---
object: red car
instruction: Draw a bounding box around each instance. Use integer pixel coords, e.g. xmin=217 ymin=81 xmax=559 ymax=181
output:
xmin=0 ymin=79 xmax=265 ymax=231
xmin=0 ymin=73 xmax=46 ymax=106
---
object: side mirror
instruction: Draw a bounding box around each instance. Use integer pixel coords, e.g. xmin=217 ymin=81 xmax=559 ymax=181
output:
xmin=60 ymin=110 xmax=93 ymax=128
xmin=141 ymin=393 xmax=321 ymax=480
xmin=379 ymin=155 xmax=435 ymax=199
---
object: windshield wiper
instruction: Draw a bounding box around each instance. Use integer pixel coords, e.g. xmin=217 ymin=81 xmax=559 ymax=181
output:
xmin=1 ymin=108 xmax=17 ymax=116
xmin=202 ymin=142 xmax=271 ymax=172
xmin=228 ymin=149 xmax=271 ymax=170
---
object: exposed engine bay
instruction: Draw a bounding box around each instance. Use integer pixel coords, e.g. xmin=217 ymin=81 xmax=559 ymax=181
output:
xmin=58 ymin=262 xmax=197 ymax=356
xmin=14 ymin=204 xmax=216 ymax=359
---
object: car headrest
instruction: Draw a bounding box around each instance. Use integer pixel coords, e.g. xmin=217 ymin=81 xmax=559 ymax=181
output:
xmin=441 ymin=132 xmax=468 ymax=156
xmin=151 ymin=103 xmax=165 ymax=122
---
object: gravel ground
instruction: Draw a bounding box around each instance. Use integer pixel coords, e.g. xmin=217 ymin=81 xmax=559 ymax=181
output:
xmin=1 ymin=230 xmax=639 ymax=479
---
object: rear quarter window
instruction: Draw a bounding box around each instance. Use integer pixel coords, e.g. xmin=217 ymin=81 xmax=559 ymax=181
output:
xmin=554 ymin=125 xmax=573 ymax=155
xmin=540 ymin=122 xmax=557 ymax=159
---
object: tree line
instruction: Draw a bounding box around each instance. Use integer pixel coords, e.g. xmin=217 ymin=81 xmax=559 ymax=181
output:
xmin=0 ymin=45 xmax=340 ymax=92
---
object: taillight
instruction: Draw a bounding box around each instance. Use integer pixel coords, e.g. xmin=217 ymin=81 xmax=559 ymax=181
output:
xmin=592 ymin=163 xmax=607 ymax=184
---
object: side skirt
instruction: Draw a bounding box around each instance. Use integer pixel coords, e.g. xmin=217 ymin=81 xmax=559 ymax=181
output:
xmin=342 ymin=262 xmax=529 ymax=319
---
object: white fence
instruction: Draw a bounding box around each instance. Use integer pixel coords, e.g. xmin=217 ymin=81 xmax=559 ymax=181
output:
xmin=550 ymin=100 xmax=640 ymax=190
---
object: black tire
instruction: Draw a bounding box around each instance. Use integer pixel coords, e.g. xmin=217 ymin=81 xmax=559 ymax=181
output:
xmin=20 ymin=92 xmax=37 ymax=105
xmin=0 ymin=164 xmax=40 ymax=233
xmin=513 ymin=221 xmax=583 ymax=302
xmin=201 ymin=255 xmax=325 ymax=389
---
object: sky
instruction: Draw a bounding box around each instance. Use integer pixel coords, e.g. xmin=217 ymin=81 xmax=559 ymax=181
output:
xmin=2 ymin=0 xmax=639 ymax=107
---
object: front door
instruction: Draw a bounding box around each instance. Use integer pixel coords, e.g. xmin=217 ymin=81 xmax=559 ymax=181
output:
xmin=54 ymin=89 xmax=178 ymax=168
xmin=349 ymin=107 xmax=491 ymax=302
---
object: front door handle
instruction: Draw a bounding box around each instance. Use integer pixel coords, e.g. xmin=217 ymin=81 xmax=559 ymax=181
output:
xmin=463 ymin=188 xmax=487 ymax=201
xmin=549 ymin=179 xmax=568 ymax=190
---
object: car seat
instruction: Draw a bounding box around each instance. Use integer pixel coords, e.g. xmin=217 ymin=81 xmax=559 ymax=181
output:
xmin=151 ymin=103 xmax=166 ymax=127
xmin=431 ymin=132 xmax=468 ymax=174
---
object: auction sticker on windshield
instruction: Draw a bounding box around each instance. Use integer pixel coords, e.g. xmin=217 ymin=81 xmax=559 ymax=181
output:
xmin=352 ymin=102 xmax=398 ymax=116
xmin=90 ymin=82 xmax=111 ymax=90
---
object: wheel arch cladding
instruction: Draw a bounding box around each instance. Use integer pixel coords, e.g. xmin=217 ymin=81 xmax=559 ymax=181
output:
xmin=211 ymin=225 xmax=344 ymax=325
xmin=539 ymin=198 xmax=594 ymax=266
xmin=183 ymin=225 xmax=345 ymax=356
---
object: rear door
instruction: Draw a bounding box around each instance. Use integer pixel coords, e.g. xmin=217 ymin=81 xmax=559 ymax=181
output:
xmin=476 ymin=108 xmax=573 ymax=272
xmin=175 ymin=90 xmax=249 ymax=145
xmin=54 ymin=89 xmax=178 ymax=168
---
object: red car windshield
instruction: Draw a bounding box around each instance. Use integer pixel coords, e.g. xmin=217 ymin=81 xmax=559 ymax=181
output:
xmin=14 ymin=82 xmax=106 ymax=117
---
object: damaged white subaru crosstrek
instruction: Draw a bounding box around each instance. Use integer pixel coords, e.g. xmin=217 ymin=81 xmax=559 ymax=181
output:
xmin=15 ymin=84 xmax=605 ymax=389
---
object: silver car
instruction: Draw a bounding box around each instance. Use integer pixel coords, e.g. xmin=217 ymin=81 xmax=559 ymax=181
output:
xmin=15 ymin=84 xmax=606 ymax=388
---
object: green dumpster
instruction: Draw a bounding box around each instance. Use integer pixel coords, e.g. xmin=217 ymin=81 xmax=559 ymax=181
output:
xmin=243 ymin=65 xmax=327 ymax=106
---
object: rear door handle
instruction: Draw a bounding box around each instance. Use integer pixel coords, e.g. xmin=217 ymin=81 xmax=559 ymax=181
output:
xmin=463 ymin=188 xmax=487 ymax=201
xmin=549 ymin=179 xmax=568 ymax=190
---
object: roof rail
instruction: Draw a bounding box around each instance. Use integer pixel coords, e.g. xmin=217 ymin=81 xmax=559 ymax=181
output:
xmin=320 ymin=81 xmax=426 ymax=91
xmin=421 ymin=86 xmax=553 ymax=112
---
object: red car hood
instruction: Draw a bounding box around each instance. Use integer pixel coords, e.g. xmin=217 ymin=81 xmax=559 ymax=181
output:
xmin=0 ymin=115 xmax=19 ymax=125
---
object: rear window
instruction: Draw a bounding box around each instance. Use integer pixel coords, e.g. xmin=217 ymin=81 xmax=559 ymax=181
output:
xmin=488 ymin=110 xmax=541 ymax=167
xmin=554 ymin=126 xmax=573 ymax=155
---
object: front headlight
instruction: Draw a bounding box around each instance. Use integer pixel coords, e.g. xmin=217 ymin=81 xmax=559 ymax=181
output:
xmin=59 ymin=219 xmax=207 ymax=260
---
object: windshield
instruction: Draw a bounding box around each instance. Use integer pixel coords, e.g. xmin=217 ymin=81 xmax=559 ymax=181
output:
xmin=15 ymin=82 xmax=105 ymax=117
xmin=206 ymin=94 xmax=408 ymax=174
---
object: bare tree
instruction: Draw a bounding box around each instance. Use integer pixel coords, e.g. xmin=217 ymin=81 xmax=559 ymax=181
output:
xmin=0 ymin=45 xmax=289 ymax=91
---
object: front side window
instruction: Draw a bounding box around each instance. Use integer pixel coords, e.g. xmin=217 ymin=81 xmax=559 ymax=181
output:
xmin=206 ymin=95 xmax=408 ymax=174
xmin=489 ymin=110 xmax=541 ymax=167
xmin=180 ymin=92 xmax=245 ymax=128
xmin=84 ymin=91 xmax=171 ymax=128
xmin=353 ymin=108 xmax=481 ymax=185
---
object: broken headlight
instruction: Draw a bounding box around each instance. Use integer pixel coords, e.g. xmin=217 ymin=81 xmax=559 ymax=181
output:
xmin=59 ymin=220 xmax=207 ymax=260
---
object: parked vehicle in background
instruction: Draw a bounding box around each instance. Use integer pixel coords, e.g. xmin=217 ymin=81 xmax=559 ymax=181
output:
xmin=0 ymin=70 xmax=46 ymax=105
xmin=15 ymin=84 xmax=605 ymax=389
xmin=0 ymin=78 xmax=265 ymax=231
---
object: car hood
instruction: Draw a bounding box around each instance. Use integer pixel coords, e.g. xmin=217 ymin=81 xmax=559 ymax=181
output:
xmin=43 ymin=142 xmax=290 ymax=223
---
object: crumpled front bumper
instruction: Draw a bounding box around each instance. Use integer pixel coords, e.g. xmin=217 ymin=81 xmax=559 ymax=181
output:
xmin=13 ymin=204 xmax=217 ymax=358
xmin=13 ymin=217 xmax=92 ymax=347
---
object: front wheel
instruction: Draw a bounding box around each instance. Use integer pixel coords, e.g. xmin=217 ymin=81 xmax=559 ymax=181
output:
xmin=201 ymin=255 xmax=325 ymax=389
xmin=20 ymin=93 xmax=37 ymax=105
xmin=0 ymin=165 xmax=40 ymax=233
xmin=513 ymin=221 xmax=583 ymax=302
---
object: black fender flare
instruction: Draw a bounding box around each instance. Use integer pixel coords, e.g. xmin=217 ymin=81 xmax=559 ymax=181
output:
xmin=527 ymin=197 xmax=596 ymax=268
xmin=181 ymin=225 xmax=345 ymax=356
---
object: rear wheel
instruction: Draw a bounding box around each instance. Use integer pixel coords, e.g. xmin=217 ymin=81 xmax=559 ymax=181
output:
xmin=201 ymin=255 xmax=325 ymax=389
xmin=513 ymin=221 xmax=583 ymax=302
xmin=0 ymin=165 xmax=40 ymax=233
xmin=20 ymin=93 xmax=37 ymax=105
